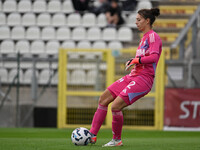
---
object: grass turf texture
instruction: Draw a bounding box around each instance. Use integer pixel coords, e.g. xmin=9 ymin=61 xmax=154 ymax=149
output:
xmin=0 ymin=128 xmax=200 ymax=150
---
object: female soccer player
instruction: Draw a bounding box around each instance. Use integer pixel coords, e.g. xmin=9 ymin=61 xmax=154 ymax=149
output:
xmin=89 ymin=8 xmax=162 ymax=147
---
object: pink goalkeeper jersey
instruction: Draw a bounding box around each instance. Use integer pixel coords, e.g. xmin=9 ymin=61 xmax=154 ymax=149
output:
xmin=130 ymin=30 xmax=162 ymax=78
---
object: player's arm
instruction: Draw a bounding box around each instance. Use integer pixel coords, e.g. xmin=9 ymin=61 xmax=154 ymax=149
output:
xmin=125 ymin=53 xmax=159 ymax=71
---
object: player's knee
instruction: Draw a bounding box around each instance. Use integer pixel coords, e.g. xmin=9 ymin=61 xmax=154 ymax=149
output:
xmin=99 ymin=96 xmax=108 ymax=106
xmin=111 ymin=104 xmax=119 ymax=111
xmin=98 ymin=95 xmax=113 ymax=106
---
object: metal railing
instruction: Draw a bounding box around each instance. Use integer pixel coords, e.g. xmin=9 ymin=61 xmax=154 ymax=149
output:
xmin=170 ymin=5 xmax=200 ymax=59
xmin=166 ymin=5 xmax=200 ymax=88
xmin=0 ymin=53 xmax=58 ymax=127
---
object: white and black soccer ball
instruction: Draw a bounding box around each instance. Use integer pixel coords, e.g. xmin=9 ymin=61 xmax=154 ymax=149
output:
xmin=71 ymin=127 xmax=92 ymax=146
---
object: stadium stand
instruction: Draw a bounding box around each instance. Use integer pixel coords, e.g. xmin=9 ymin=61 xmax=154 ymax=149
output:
xmin=2 ymin=0 xmax=195 ymax=86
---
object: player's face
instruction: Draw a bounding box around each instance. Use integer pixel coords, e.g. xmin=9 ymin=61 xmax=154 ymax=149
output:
xmin=135 ymin=14 xmax=149 ymax=31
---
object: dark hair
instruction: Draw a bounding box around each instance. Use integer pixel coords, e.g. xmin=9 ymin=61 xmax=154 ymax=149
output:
xmin=138 ymin=8 xmax=160 ymax=26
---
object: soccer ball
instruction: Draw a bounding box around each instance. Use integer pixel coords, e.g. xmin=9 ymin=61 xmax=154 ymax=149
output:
xmin=71 ymin=127 xmax=91 ymax=146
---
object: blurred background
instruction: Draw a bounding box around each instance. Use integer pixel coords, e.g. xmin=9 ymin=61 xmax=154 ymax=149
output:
xmin=0 ymin=0 xmax=200 ymax=130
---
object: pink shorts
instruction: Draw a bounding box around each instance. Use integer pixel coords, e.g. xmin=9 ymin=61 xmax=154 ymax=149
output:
xmin=107 ymin=74 xmax=152 ymax=105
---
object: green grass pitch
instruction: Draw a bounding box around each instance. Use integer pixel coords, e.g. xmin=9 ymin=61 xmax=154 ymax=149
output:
xmin=0 ymin=128 xmax=200 ymax=150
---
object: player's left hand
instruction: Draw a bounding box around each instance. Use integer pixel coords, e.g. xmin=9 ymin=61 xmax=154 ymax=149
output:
xmin=125 ymin=58 xmax=140 ymax=71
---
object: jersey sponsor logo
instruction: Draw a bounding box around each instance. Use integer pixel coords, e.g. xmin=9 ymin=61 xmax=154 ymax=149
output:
xmin=136 ymin=49 xmax=145 ymax=56
xmin=141 ymin=39 xmax=149 ymax=50
xmin=137 ymin=39 xmax=149 ymax=56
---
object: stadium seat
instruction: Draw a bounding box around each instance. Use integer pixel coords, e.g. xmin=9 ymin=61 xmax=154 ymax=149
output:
xmin=62 ymin=0 xmax=74 ymax=13
xmin=51 ymin=71 xmax=58 ymax=85
xmin=56 ymin=27 xmax=70 ymax=40
xmin=86 ymin=70 xmax=97 ymax=85
xmin=15 ymin=40 xmax=30 ymax=54
xmin=4 ymin=61 xmax=18 ymax=69
xmin=122 ymin=13 xmax=128 ymax=23
xmin=33 ymin=0 xmax=46 ymax=13
xmin=102 ymin=28 xmax=117 ymax=41
xmin=118 ymin=27 xmax=133 ymax=42
xmin=67 ymin=13 xmax=81 ymax=27
xmin=87 ymin=27 xmax=101 ymax=41
xmin=92 ymin=41 xmax=107 ymax=49
xmin=77 ymin=41 xmax=91 ymax=49
xmin=8 ymin=69 xmax=23 ymax=83
xmin=3 ymin=0 xmax=17 ymax=13
xmin=41 ymin=27 xmax=55 ymax=40
xmin=22 ymin=13 xmax=36 ymax=26
xmin=47 ymin=0 xmax=61 ymax=13
xmin=82 ymin=13 xmax=96 ymax=27
xmin=108 ymin=41 xmax=123 ymax=50
xmin=46 ymin=40 xmax=60 ymax=55
xmin=18 ymin=0 xmax=32 ymax=13
xmin=72 ymin=27 xmax=86 ymax=41
xmin=0 ymin=68 xmax=8 ymax=83
xmin=97 ymin=13 xmax=107 ymax=27
xmin=0 ymin=13 xmax=6 ymax=25
xmin=0 ymin=26 xmax=10 ymax=40
xmin=127 ymin=13 xmax=137 ymax=28
xmin=71 ymin=70 xmax=86 ymax=85
xmin=136 ymin=0 xmax=152 ymax=11
xmin=26 ymin=26 xmax=40 ymax=40
xmin=7 ymin=13 xmax=21 ymax=26
xmin=61 ymin=41 xmax=76 ymax=49
xmin=52 ymin=13 xmax=66 ymax=27
xmin=37 ymin=13 xmax=51 ymax=27
xmin=62 ymin=41 xmax=79 ymax=59
xmin=30 ymin=40 xmax=45 ymax=54
xmin=38 ymin=69 xmax=51 ymax=84
xmin=11 ymin=26 xmax=25 ymax=40
xmin=35 ymin=61 xmax=50 ymax=69
xmin=23 ymin=69 xmax=38 ymax=84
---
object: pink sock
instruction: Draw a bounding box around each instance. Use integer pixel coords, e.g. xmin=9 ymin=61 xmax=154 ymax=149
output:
xmin=112 ymin=110 xmax=123 ymax=140
xmin=90 ymin=104 xmax=108 ymax=135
